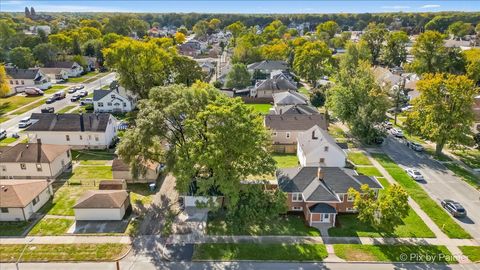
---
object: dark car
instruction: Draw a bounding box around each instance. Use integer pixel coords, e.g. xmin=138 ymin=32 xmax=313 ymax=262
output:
xmin=78 ymin=90 xmax=88 ymax=97
xmin=77 ymin=85 xmax=85 ymax=90
xmin=68 ymin=86 xmax=78 ymax=94
xmin=441 ymin=199 xmax=467 ymax=218
xmin=45 ymin=97 xmax=55 ymax=104
xmin=407 ymin=141 xmax=424 ymax=152
xmin=70 ymin=95 xmax=80 ymax=102
xmin=41 ymin=107 xmax=55 ymax=113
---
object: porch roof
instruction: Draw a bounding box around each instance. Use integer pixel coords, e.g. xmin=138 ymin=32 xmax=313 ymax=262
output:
xmin=309 ymin=203 xmax=337 ymax=214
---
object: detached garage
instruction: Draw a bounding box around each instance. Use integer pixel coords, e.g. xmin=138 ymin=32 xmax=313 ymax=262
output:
xmin=73 ymin=190 xmax=130 ymax=221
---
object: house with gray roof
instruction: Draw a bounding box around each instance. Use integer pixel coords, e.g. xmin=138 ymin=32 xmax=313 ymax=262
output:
xmin=277 ymin=166 xmax=382 ymax=227
xmin=5 ymin=67 xmax=51 ymax=96
xmin=47 ymin=61 xmax=83 ymax=77
xmin=251 ymin=73 xmax=298 ymax=98
xmin=73 ymin=190 xmax=130 ymax=221
xmin=247 ymin=60 xmax=289 ymax=76
xmin=93 ymin=84 xmax=136 ymax=113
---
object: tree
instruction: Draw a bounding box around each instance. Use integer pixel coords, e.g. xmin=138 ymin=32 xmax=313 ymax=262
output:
xmin=208 ymin=18 xmax=221 ymax=32
xmin=0 ymin=19 xmax=17 ymax=49
xmin=310 ymin=88 xmax=326 ymax=107
xmin=232 ymin=36 xmax=262 ymax=64
xmin=172 ymin=56 xmax=205 ymax=86
xmin=408 ymin=31 xmax=446 ymax=75
xmin=293 ymin=41 xmax=333 ymax=85
xmin=465 ymin=48 xmax=480 ymax=83
xmin=316 ymin=21 xmax=340 ymax=39
xmin=33 ymin=43 xmax=58 ymax=66
xmin=448 ymin=21 xmax=474 ymax=39
xmin=259 ymin=41 xmax=289 ymax=60
xmin=193 ymin=20 xmax=209 ymax=39
xmin=177 ymin=26 xmax=188 ymax=35
xmin=77 ymin=27 xmax=102 ymax=43
xmin=342 ymin=40 xmax=372 ymax=71
xmin=103 ymin=38 xmax=174 ymax=99
xmin=360 ymin=23 xmax=388 ymax=64
xmin=80 ymin=19 xmax=102 ymax=29
xmin=226 ymin=21 xmax=246 ymax=39
xmin=327 ymin=61 xmax=390 ymax=144
xmin=102 ymin=33 xmax=123 ymax=47
xmin=263 ymin=20 xmax=287 ymax=40
xmin=9 ymin=47 xmax=35 ymax=69
xmin=0 ymin=65 xmax=10 ymax=97
xmin=225 ymin=63 xmax=251 ymax=89
xmin=348 ymin=184 xmax=409 ymax=233
xmin=48 ymin=33 xmax=72 ymax=57
xmin=405 ymin=74 xmax=477 ymax=155
xmin=128 ymin=18 xmax=149 ymax=37
xmin=104 ymin=15 xmax=135 ymax=36
xmin=380 ymin=31 xmax=409 ymax=67
xmin=72 ymin=36 xmax=82 ymax=55
xmin=117 ymin=83 xmax=276 ymax=208
xmin=174 ymin=32 xmax=186 ymax=44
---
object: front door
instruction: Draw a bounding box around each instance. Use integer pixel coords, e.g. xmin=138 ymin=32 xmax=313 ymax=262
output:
xmin=321 ymin=213 xmax=330 ymax=223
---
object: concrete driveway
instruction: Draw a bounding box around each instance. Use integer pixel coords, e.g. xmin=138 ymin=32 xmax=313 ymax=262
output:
xmin=381 ymin=135 xmax=480 ymax=239
xmin=67 ymin=219 xmax=129 ymax=234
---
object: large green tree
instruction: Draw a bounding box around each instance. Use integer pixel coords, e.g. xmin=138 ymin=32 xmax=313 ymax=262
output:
xmin=448 ymin=21 xmax=473 ymax=39
xmin=33 ymin=43 xmax=59 ymax=66
xmin=360 ymin=23 xmax=388 ymax=64
xmin=117 ymin=83 xmax=276 ymax=208
xmin=408 ymin=31 xmax=447 ymax=75
xmin=380 ymin=31 xmax=409 ymax=68
xmin=405 ymin=74 xmax=477 ymax=155
xmin=293 ymin=40 xmax=333 ymax=85
xmin=9 ymin=47 xmax=35 ymax=69
xmin=316 ymin=20 xmax=340 ymax=39
xmin=171 ymin=55 xmax=205 ymax=86
xmin=0 ymin=65 xmax=10 ymax=97
xmin=225 ymin=63 xmax=251 ymax=89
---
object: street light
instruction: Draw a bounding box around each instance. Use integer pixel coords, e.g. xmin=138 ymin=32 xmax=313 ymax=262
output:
xmin=16 ymin=238 xmax=35 ymax=270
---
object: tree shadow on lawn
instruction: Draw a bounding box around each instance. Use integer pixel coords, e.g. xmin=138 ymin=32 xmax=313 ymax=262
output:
xmin=329 ymin=214 xmax=407 ymax=239
xmin=376 ymin=245 xmax=456 ymax=264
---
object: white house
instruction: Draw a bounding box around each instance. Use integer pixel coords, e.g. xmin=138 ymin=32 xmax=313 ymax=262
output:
xmin=297 ymin=125 xmax=346 ymax=167
xmin=73 ymin=190 xmax=130 ymax=221
xmin=0 ymin=142 xmax=71 ymax=179
xmin=47 ymin=61 xmax=83 ymax=77
xmin=0 ymin=179 xmax=53 ymax=221
xmin=5 ymin=67 xmax=51 ymax=96
xmin=38 ymin=67 xmax=69 ymax=83
xmin=25 ymin=113 xmax=118 ymax=150
xmin=93 ymin=87 xmax=136 ymax=113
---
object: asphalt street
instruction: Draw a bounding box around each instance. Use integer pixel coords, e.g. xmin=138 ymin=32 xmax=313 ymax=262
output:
xmin=381 ymin=135 xmax=480 ymax=239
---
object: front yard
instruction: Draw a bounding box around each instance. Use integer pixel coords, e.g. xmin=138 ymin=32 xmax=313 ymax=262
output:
xmin=43 ymin=185 xmax=92 ymax=216
xmin=348 ymin=151 xmax=372 ymax=166
xmin=28 ymin=218 xmax=75 ymax=236
xmin=246 ymin=103 xmax=272 ymax=115
xmin=459 ymin=246 xmax=480 ymax=263
xmin=193 ymin=243 xmax=328 ymax=261
xmin=0 ymin=95 xmax=43 ymax=116
xmin=0 ymin=221 xmax=32 ymax=236
xmin=272 ymin=153 xmax=299 ymax=168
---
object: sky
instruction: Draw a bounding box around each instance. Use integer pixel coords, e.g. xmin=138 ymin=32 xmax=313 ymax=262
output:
xmin=0 ymin=0 xmax=479 ymax=14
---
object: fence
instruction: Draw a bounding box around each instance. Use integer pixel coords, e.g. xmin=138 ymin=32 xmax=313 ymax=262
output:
xmin=240 ymin=96 xmax=273 ymax=104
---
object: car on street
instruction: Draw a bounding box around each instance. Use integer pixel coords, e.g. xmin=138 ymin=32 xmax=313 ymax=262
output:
xmin=401 ymin=105 xmax=414 ymax=112
xmin=77 ymin=84 xmax=85 ymax=90
xmin=78 ymin=90 xmax=88 ymax=97
xmin=391 ymin=128 xmax=404 ymax=138
xmin=0 ymin=129 xmax=7 ymax=140
xmin=41 ymin=107 xmax=55 ymax=113
xmin=70 ymin=95 xmax=81 ymax=102
xmin=45 ymin=97 xmax=55 ymax=104
xmin=405 ymin=168 xmax=424 ymax=181
xmin=80 ymin=98 xmax=93 ymax=105
xmin=68 ymin=86 xmax=78 ymax=93
xmin=407 ymin=141 xmax=424 ymax=152
xmin=383 ymin=121 xmax=393 ymax=130
xmin=441 ymin=199 xmax=467 ymax=218
xmin=18 ymin=117 xmax=32 ymax=128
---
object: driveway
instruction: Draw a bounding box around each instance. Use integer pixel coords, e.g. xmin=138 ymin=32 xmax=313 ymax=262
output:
xmin=67 ymin=219 xmax=130 ymax=234
xmin=380 ymin=135 xmax=480 ymax=239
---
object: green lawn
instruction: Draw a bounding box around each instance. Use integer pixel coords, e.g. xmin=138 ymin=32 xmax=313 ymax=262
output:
xmin=57 ymin=105 xmax=77 ymax=114
xmin=0 ymin=137 xmax=18 ymax=146
xmin=328 ymin=210 xmax=435 ymax=238
xmin=44 ymin=86 xmax=66 ymax=94
xmin=67 ymin=166 xmax=113 ymax=181
xmin=0 ymin=95 xmax=43 ymax=115
xmin=328 ymin=125 xmax=347 ymax=139
xmin=246 ymin=103 xmax=272 ymax=114
xmin=12 ymin=99 xmax=46 ymax=115
xmin=207 ymin=214 xmax=320 ymax=236
xmin=66 ymin=72 xmax=97 ymax=83
xmin=452 ymin=150 xmax=480 ymax=169
xmin=193 ymin=243 xmax=328 ymax=261
xmin=0 ymin=221 xmax=32 ymax=236
xmin=355 ymin=166 xmax=382 ymax=177
xmin=28 ymin=218 xmax=74 ymax=236
xmin=72 ymin=150 xmax=116 ymax=162
xmin=129 ymin=183 xmax=155 ymax=206
xmin=372 ymin=153 xmax=471 ymax=239
xmin=459 ymin=246 xmax=480 ymax=263
xmin=43 ymin=186 xmax=92 ymax=216
xmin=298 ymin=87 xmax=310 ymax=96
xmin=334 ymin=244 xmax=456 ymax=263
xmin=272 ymin=153 xmax=299 ymax=168
xmin=348 ymin=152 xmax=372 ymax=165
xmin=0 ymin=244 xmax=129 ymax=262
xmin=444 ymin=163 xmax=480 ymax=190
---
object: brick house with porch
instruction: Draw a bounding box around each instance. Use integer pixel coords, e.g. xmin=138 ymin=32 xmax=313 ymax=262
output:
xmin=277 ymin=167 xmax=383 ymax=227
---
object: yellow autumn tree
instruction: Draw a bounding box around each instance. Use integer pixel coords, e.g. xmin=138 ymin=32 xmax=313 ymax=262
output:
xmin=0 ymin=65 xmax=10 ymax=97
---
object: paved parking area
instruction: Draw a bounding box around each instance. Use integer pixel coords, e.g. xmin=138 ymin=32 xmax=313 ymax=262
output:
xmin=67 ymin=219 xmax=130 ymax=234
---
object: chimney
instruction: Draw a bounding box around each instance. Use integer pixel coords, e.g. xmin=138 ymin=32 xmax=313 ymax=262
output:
xmin=37 ymin=139 xmax=41 ymax=163
xmin=79 ymin=113 xmax=84 ymax=132
xmin=317 ymin=167 xmax=324 ymax=180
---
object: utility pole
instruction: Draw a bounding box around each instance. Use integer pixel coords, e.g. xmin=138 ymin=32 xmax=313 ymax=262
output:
xmin=393 ymin=77 xmax=406 ymax=126
xmin=16 ymin=238 xmax=35 ymax=270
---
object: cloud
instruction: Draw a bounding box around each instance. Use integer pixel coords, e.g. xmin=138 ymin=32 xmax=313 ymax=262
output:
xmin=381 ymin=5 xmax=410 ymax=9
xmin=421 ymin=4 xmax=441 ymax=8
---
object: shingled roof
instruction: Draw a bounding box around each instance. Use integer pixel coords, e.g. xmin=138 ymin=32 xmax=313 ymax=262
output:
xmin=256 ymin=76 xmax=298 ymax=92
xmin=273 ymin=91 xmax=308 ymax=106
xmin=265 ymin=114 xmax=328 ymax=131
xmin=247 ymin=60 xmax=288 ymax=71
xmin=0 ymin=180 xmax=50 ymax=208
xmin=6 ymin=67 xmax=40 ymax=80
xmin=0 ymin=143 xmax=70 ymax=163
xmin=27 ymin=113 xmax=112 ymax=132
xmin=74 ymin=190 xmax=129 ymax=209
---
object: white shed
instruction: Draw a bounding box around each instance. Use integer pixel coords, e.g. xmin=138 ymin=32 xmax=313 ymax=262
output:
xmin=73 ymin=190 xmax=130 ymax=221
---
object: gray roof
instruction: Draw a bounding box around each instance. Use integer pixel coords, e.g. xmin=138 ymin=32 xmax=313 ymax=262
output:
xmin=265 ymin=114 xmax=328 ymax=131
xmin=306 ymin=184 xmax=340 ymax=202
xmin=47 ymin=61 xmax=77 ymax=69
xmin=27 ymin=113 xmax=112 ymax=132
xmin=256 ymin=76 xmax=297 ymax=92
xmin=39 ymin=67 xmax=65 ymax=74
xmin=248 ymin=60 xmax=289 ymax=71
xmin=353 ymin=175 xmax=383 ymax=189
xmin=273 ymin=91 xmax=307 ymax=106
xmin=74 ymin=190 xmax=128 ymax=209
xmin=275 ymin=104 xmax=319 ymax=115
xmin=6 ymin=67 xmax=40 ymax=80
xmin=93 ymin=89 xmax=112 ymax=101
xmin=309 ymin=203 xmax=337 ymax=214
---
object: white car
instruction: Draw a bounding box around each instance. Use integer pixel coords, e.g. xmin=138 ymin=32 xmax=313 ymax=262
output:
xmin=18 ymin=117 xmax=32 ymax=128
xmin=0 ymin=129 xmax=7 ymax=140
xmin=391 ymin=128 xmax=404 ymax=138
xmin=405 ymin=168 xmax=424 ymax=181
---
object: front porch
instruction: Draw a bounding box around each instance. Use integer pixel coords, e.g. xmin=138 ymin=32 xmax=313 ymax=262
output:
xmin=306 ymin=203 xmax=337 ymax=228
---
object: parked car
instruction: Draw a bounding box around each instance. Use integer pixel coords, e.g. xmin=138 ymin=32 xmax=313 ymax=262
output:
xmin=45 ymin=97 xmax=55 ymax=104
xmin=391 ymin=128 xmax=404 ymax=138
xmin=53 ymin=90 xmax=66 ymax=100
xmin=24 ymin=87 xmax=44 ymax=96
xmin=0 ymin=129 xmax=7 ymax=140
xmin=68 ymin=86 xmax=78 ymax=93
xmin=383 ymin=121 xmax=393 ymax=130
xmin=441 ymin=199 xmax=467 ymax=218
xmin=405 ymin=168 xmax=424 ymax=181
xmin=78 ymin=90 xmax=88 ymax=97
xmin=70 ymin=95 xmax=81 ymax=102
xmin=407 ymin=141 xmax=424 ymax=152
xmin=77 ymin=85 xmax=85 ymax=90
xmin=18 ymin=117 xmax=32 ymax=128
xmin=401 ymin=105 xmax=414 ymax=112
xmin=80 ymin=98 xmax=93 ymax=105
xmin=41 ymin=107 xmax=55 ymax=113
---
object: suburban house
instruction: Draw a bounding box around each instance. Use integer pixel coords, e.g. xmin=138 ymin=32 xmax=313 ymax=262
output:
xmin=247 ymin=60 xmax=289 ymax=77
xmin=5 ymin=67 xmax=51 ymax=95
xmin=25 ymin=113 xmax=118 ymax=149
xmin=73 ymin=190 xmax=130 ymax=221
xmin=112 ymin=158 xmax=161 ymax=183
xmin=0 ymin=179 xmax=53 ymax=221
xmin=46 ymin=61 xmax=83 ymax=77
xmin=178 ymin=40 xmax=206 ymax=57
xmin=93 ymin=86 xmax=136 ymax=113
xmin=251 ymin=73 xmax=298 ymax=98
xmin=0 ymin=142 xmax=71 ymax=179
xmin=271 ymin=91 xmax=319 ymax=115
xmin=297 ymin=125 xmax=346 ymax=167
xmin=277 ymin=167 xmax=382 ymax=227
xmin=38 ymin=67 xmax=69 ymax=83
xmin=265 ymin=114 xmax=328 ymax=153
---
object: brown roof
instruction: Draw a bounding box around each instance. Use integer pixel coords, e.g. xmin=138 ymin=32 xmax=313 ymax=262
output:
xmin=0 ymin=180 xmax=49 ymax=208
xmin=0 ymin=143 xmax=70 ymax=163
xmin=112 ymin=158 xmax=158 ymax=172
xmin=73 ymin=190 xmax=128 ymax=209
xmin=265 ymin=114 xmax=328 ymax=131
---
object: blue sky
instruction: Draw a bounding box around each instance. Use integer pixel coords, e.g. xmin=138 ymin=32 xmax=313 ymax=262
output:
xmin=1 ymin=1 xmax=479 ymax=13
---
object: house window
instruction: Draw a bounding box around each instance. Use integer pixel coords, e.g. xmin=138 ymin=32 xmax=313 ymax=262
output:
xmin=95 ymin=136 xmax=99 ymax=141
xmin=272 ymin=132 xmax=277 ymax=136
xmin=66 ymin=135 xmax=70 ymax=141
xmin=107 ymin=102 xmax=112 ymax=106
xmin=0 ymin=166 xmax=5 ymax=172
xmin=319 ymin=158 xmax=325 ymax=164
xmin=32 ymin=196 xmax=40 ymax=206
xmin=286 ymin=132 xmax=291 ymax=139
xmin=111 ymin=95 xmax=116 ymax=99
xmin=20 ymin=163 xmax=26 ymax=170
xmin=292 ymin=206 xmax=303 ymax=211
xmin=0 ymin=208 xmax=8 ymax=213
xmin=98 ymin=102 xmax=104 ymax=107
xmin=67 ymin=150 xmax=70 ymax=158
xmin=346 ymin=207 xmax=357 ymax=212
xmin=123 ymin=102 xmax=127 ymax=107
xmin=21 ymin=80 xmax=24 ymax=85
xmin=347 ymin=194 xmax=355 ymax=202
xmin=15 ymin=80 xmax=18 ymax=85
xmin=36 ymin=164 xmax=42 ymax=172
xmin=292 ymin=193 xmax=302 ymax=202
xmin=10 ymin=80 xmax=13 ymax=84
xmin=324 ymin=146 xmax=329 ymax=152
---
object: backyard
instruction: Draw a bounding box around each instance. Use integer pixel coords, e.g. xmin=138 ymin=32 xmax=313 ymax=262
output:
xmin=246 ymin=103 xmax=272 ymax=114
xmin=272 ymin=153 xmax=299 ymax=168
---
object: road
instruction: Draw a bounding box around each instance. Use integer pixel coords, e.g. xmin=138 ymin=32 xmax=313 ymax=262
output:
xmin=381 ymin=135 xmax=480 ymax=239
xmin=0 ymin=72 xmax=116 ymax=138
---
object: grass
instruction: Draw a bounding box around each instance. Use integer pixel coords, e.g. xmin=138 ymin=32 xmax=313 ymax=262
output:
xmin=49 ymin=85 xmax=67 ymax=90
xmin=67 ymin=166 xmax=113 ymax=180
xmin=72 ymin=150 xmax=116 ymax=161
xmin=12 ymin=99 xmax=46 ymax=115
xmin=129 ymin=183 xmax=155 ymax=206
xmin=0 ymin=137 xmax=18 ymax=146
xmin=28 ymin=218 xmax=74 ymax=236
xmin=66 ymin=72 xmax=97 ymax=83
xmin=372 ymin=153 xmax=472 ymax=239
xmin=57 ymin=105 xmax=77 ymax=114
xmin=0 ymin=244 xmax=129 ymax=262
xmin=452 ymin=150 xmax=480 ymax=169
xmin=246 ymin=103 xmax=272 ymax=114
xmin=328 ymin=125 xmax=347 ymax=139
xmin=193 ymin=243 xmax=328 ymax=261
xmin=355 ymin=166 xmax=382 ymax=177
xmin=0 ymin=95 xmax=43 ymax=116
xmin=0 ymin=221 xmax=32 ymax=236
xmin=348 ymin=151 xmax=372 ymax=165
xmin=459 ymin=246 xmax=480 ymax=263
xmin=298 ymin=87 xmax=310 ymax=96
xmin=272 ymin=153 xmax=299 ymax=168
xmin=207 ymin=214 xmax=320 ymax=236
xmin=43 ymin=185 xmax=92 ymax=216
xmin=444 ymin=163 xmax=480 ymax=190
xmin=328 ymin=210 xmax=435 ymax=238
xmin=334 ymin=244 xmax=457 ymax=263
